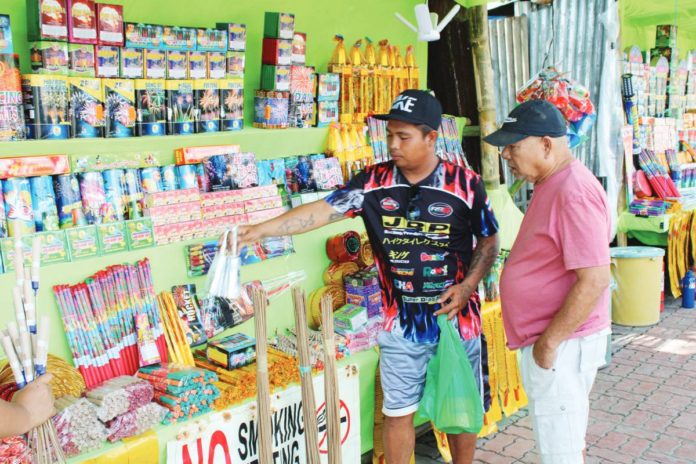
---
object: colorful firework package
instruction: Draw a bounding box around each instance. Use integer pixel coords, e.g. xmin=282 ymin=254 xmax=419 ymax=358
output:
xmin=0 ymin=53 xmax=25 ymax=141
xmin=27 ymin=0 xmax=69 ymax=41
xmin=160 ymin=165 xmax=177 ymax=191
xmin=171 ymin=284 xmax=208 ymax=346
xmin=144 ymin=49 xmax=166 ymax=80
xmin=22 ymin=74 xmax=71 ymax=139
xmin=53 ymin=173 xmax=87 ymax=228
xmin=166 ymin=80 xmax=196 ymax=135
xmin=30 ymin=41 xmax=69 ymax=75
xmin=69 ymin=77 xmax=105 ymax=138
xmin=135 ymin=78 xmax=166 ymax=136
xmin=101 ymin=168 xmax=126 ymax=222
xmin=207 ymin=51 xmax=226 ymax=79
xmin=119 ymin=47 xmax=143 ymax=79
xmin=204 ymin=154 xmax=234 ymax=191
xmin=166 ymin=51 xmax=188 ymax=80
xmin=255 ymin=158 xmax=286 ymax=186
xmin=96 ymin=3 xmax=124 ymax=47
xmin=139 ymin=167 xmax=163 ymax=193
xmin=68 ymin=43 xmax=96 ymax=77
xmin=122 ymin=168 xmax=143 ymax=219
xmin=67 ymin=0 xmax=97 ymax=44
xmin=103 ymin=78 xmax=135 ymax=137
xmin=95 ymin=45 xmax=119 ymax=78
xmin=217 ymin=22 xmax=246 ymax=51
xmin=29 ymin=175 xmax=60 ymax=231
xmin=78 ymin=171 xmax=106 ymax=224
xmin=194 ymin=79 xmax=220 ymax=133
xmin=0 ymin=186 xmax=7 ymax=238
xmin=225 ymin=51 xmax=245 ymax=78
xmin=3 ymin=177 xmax=36 ymax=237
xmin=187 ymin=51 xmax=207 ymax=79
xmin=220 ymin=78 xmax=244 ymax=131
xmin=253 ymin=90 xmax=289 ymax=128
xmin=0 ymin=14 xmax=13 ymax=54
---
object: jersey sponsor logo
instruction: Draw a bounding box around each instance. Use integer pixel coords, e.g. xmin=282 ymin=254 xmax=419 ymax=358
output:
xmin=385 ymin=228 xmax=449 ymax=240
xmin=383 ymin=237 xmax=449 ymax=248
xmin=424 ymin=266 xmax=448 ymax=277
xmin=422 ymin=279 xmax=455 ymax=292
xmin=394 ymin=279 xmax=414 ymax=292
xmin=390 ymin=266 xmax=415 ymax=276
xmin=388 ymin=250 xmax=410 ymax=262
xmin=380 ymin=197 xmax=400 ymax=211
xmin=402 ymin=295 xmax=439 ymax=304
xmin=428 ymin=202 xmax=453 ymax=217
xmin=382 ymin=216 xmax=451 ymax=234
xmin=420 ymin=251 xmax=448 ymax=262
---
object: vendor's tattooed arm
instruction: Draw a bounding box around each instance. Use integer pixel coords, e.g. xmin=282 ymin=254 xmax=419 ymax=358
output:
xmin=234 ymin=200 xmax=347 ymax=246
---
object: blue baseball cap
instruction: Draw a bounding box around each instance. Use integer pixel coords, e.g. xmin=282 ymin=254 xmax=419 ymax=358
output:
xmin=483 ymin=99 xmax=567 ymax=146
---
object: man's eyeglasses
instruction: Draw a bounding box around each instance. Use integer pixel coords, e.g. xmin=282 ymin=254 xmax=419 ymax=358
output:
xmin=406 ymin=186 xmax=421 ymax=220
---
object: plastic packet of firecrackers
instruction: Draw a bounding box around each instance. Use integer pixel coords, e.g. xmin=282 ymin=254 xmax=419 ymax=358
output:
xmin=0 ymin=436 xmax=30 ymax=464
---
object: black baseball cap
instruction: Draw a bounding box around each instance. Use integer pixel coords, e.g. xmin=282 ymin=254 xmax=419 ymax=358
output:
xmin=483 ymin=99 xmax=567 ymax=146
xmin=374 ymin=89 xmax=442 ymax=131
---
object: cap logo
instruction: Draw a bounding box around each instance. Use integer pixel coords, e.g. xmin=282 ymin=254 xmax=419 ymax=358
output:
xmin=392 ymin=95 xmax=417 ymax=113
xmin=504 ymin=117 xmax=517 ymax=123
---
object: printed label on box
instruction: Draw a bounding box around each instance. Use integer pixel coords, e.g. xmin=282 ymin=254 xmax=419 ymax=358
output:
xmin=66 ymin=225 xmax=100 ymax=259
xmin=126 ymin=218 xmax=155 ymax=249
xmin=97 ymin=222 xmax=128 ymax=254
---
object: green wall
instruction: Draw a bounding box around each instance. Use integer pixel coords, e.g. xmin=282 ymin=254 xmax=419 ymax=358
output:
xmin=620 ymin=0 xmax=696 ymax=52
xmin=0 ymin=0 xmax=426 ymax=363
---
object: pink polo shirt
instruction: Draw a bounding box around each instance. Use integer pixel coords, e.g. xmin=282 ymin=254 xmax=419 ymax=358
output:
xmin=500 ymin=159 xmax=611 ymax=349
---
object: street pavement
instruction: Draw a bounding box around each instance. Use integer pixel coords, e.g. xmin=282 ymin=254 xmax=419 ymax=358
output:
xmin=414 ymin=298 xmax=696 ymax=463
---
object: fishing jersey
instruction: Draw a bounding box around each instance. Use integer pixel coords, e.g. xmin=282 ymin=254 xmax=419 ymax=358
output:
xmin=325 ymin=159 xmax=499 ymax=344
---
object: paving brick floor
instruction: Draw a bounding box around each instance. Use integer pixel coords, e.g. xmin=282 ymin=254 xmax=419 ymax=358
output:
xmin=414 ymin=299 xmax=696 ymax=463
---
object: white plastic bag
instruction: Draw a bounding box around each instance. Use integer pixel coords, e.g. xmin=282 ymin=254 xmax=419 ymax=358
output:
xmin=206 ymin=227 xmax=241 ymax=300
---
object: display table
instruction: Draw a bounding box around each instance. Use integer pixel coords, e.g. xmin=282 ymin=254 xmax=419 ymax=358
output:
xmin=617 ymin=210 xmax=670 ymax=246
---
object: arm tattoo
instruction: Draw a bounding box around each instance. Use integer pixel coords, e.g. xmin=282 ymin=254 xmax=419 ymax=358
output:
xmin=468 ymin=239 xmax=499 ymax=276
xmin=328 ymin=211 xmax=345 ymax=222
xmin=276 ymin=214 xmax=316 ymax=235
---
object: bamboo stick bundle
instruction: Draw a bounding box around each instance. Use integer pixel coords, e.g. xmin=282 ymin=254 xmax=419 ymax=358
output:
xmin=252 ymin=288 xmax=273 ymax=464
xmin=292 ymin=287 xmax=321 ymax=464
xmin=321 ymin=294 xmax=342 ymax=464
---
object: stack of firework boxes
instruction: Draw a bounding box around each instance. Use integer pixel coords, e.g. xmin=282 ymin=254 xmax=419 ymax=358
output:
xmin=255 ymin=12 xmax=316 ymax=129
xmin=22 ymin=0 xmax=246 ymax=139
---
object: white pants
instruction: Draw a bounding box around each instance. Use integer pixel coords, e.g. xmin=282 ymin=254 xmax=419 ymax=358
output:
xmin=519 ymin=329 xmax=609 ymax=464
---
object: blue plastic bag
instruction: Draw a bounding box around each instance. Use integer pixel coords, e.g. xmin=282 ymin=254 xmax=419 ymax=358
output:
xmin=415 ymin=315 xmax=484 ymax=434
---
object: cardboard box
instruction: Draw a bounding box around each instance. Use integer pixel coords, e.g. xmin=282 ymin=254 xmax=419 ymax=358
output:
xmin=162 ymin=25 xmax=196 ymax=51
xmin=207 ymin=51 xmax=226 ymax=79
xmin=655 ymin=24 xmax=677 ymax=48
xmin=27 ymin=0 xmax=69 ymax=41
xmin=174 ymin=144 xmax=240 ymax=165
xmin=217 ymin=23 xmax=246 ymax=51
xmin=194 ymin=79 xmax=220 ymax=133
xmin=144 ymin=49 xmax=166 ymax=79
xmin=69 ymin=77 xmax=105 ymax=138
xmin=134 ymin=79 xmax=166 ymax=136
xmin=68 ymin=0 xmax=97 ymax=44
xmin=292 ymin=32 xmax=306 ymax=65
xmin=260 ymin=65 xmax=290 ymax=91
xmin=166 ymin=50 xmax=188 ymax=79
xmin=68 ymin=43 xmax=95 ymax=77
xmin=166 ymin=80 xmax=196 ymax=135
xmin=66 ymin=225 xmax=100 ymax=259
xmin=125 ymin=218 xmax=155 ymax=249
xmin=103 ymin=79 xmax=135 ymax=138
xmin=30 ymin=41 xmax=69 ymax=75
xmin=125 ymin=23 xmax=162 ymax=49
xmin=95 ymin=45 xmax=119 ymax=78
xmin=196 ymin=28 xmax=227 ymax=52
xmin=334 ymin=304 xmax=368 ymax=333
xmin=253 ymin=90 xmax=289 ymax=129
xmin=187 ymin=51 xmax=207 ymax=79
xmin=262 ymin=38 xmax=292 ymax=66
xmin=290 ymin=65 xmax=316 ymax=102
xmin=0 ymin=15 xmax=14 ymax=54
xmin=21 ymin=75 xmax=71 ymax=139
xmin=219 ymin=78 xmax=243 ymax=131
xmin=119 ymin=47 xmax=143 ymax=78
xmin=225 ymin=51 xmax=245 ymax=78
xmin=207 ymin=333 xmax=256 ymax=370
xmin=97 ymin=222 xmax=128 ymax=254
xmin=317 ymin=100 xmax=339 ymax=127
xmin=317 ymin=73 xmax=340 ymax=101
xmin=96 ymin=3 xmax=124 ymax=46
xmin=264 ymin=12 xmax=294 ymax=40
xmin=288 ymin=101 xmax=314 ymax=128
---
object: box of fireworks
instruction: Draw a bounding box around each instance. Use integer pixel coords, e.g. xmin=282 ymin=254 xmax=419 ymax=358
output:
xmin=207 ymin=333 xmax=256 ymax=370
xmin=256 ymin=159 xmax=286 ymax=186
xmin=292 ymin=32 xmax=306 ymax=65
xmin=22 ymin=75 xmax=71 ymax=139
xmin=67 ymin=0 xmax=97 ymax=44
xmin=96 ymin=4 xmax=123 ymax=46
xmin=119 ymin=47 xmax=143 ymax=78
xmin=0 ymin=232 xmax=69 ymax=269
xmin=219 ymin=78 xmax=243 ymax=131
xmin=187 ymin=51 xmax=207 ymax=79
xmin=289 ymin=101 xmax=314 ymax=128
xmin=30 ymin=41 xmax=69 ymax=75
xmin=264 ymin=12 xmax=294 ymax=40
xmin=334 ymin=304 xmax=368 ymax=333
xmin=317 ymin=73 xmax=340 ymax=101
xmin=174 ymin=145 xmax=240 ymax=165
xmin=313 ymin=157 xmax=344 ymax=190
xmin=225 ymin=51 xmax=245 ymax=78
xmin=228 ymin=153 xmax=258 ymax=188
xmin=289 ymin=65 xmax=316 ymax=102
xmin=650 ymin=47 xmax=678 ymax=65
xmin=135 ymin=79 xmax=166 ymax=136
xmin=144 ymin=201 xmax=201 ymax=226
xmin=253 ymin=90 xmax=289 ymax=128
xmin=262 ymin=38 xmax=292 ymax=66
xmin=199 ymin=190 xmax=244 ymax=207
xmin=165 ymin=51 xmax=187 ymax=79
xmin=216 ymin=23 xmax=246 ymax=51
xmin=0 ymin=15 xmax=13 ymax=54
xmin=243 ymin=195 xmax=283 ymax=213
xmin=288 ymin=154 xmax=316 ymax=192
xmin=68 ymin=43 xmax=95 ymax=77
xmin=144 ymin=49 xmax=166 ymax=79
xmin=0 ymin=155 xmax=69 ymax=180
xmin=162 ymin=26 xmax=196 ymax=52
xmin=125 ymin=23 xmax=162 ymax=49
xmin=206 ymin=52 xmax=226 ymax=79
xmin=125 ymin=217 xmax=155 ymax=249
xmin=317 ymin=100 xmax=339 ymax=127
xmin=246 ymin=206 xmax=287 ymax=224
xmin=102 ymin=78 xmax=136 ymax=137
xmin=656 ymin=25 xmax=677 ymax=48
xmin=345 ymin=271 xmax=382 ymax=318
xmin=95 ymin=45 xmax=119 ymax=77
xmin=260 ymin=64 xmax=290 ymax=91
xmin=65 ymin=224 xmax=100 ymax=259
xmin=239 ymin=184 xmax=278 ymax=201
xmin=201 ymin=202 xmax=245 ymax=219
xmin=165 ymin=80 xmax=195 ymax=135
xmin=194 ymin=79 xmax=220 ymax=133
xmin=69 ymin=77 xmax=104 ymax=138
xmin=97 ymin=221 xmax=128 ymax=254
xmin=27 ymin=0 xmax=69 ymax=41
xmin=196 ymin=28 xmax=227 ymax=52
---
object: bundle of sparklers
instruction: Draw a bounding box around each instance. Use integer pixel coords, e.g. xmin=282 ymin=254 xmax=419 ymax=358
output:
xmin=0 ymin=235 xmax=66 ymax=463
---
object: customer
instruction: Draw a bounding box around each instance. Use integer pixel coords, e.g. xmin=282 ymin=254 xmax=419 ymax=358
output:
xmin=485 ymin=99 xmax=611 ymax=464
xmin=233 ymin=89 xmax=500 ymax=463
xmin=0 ymin=374 xmax=55 ymax=438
